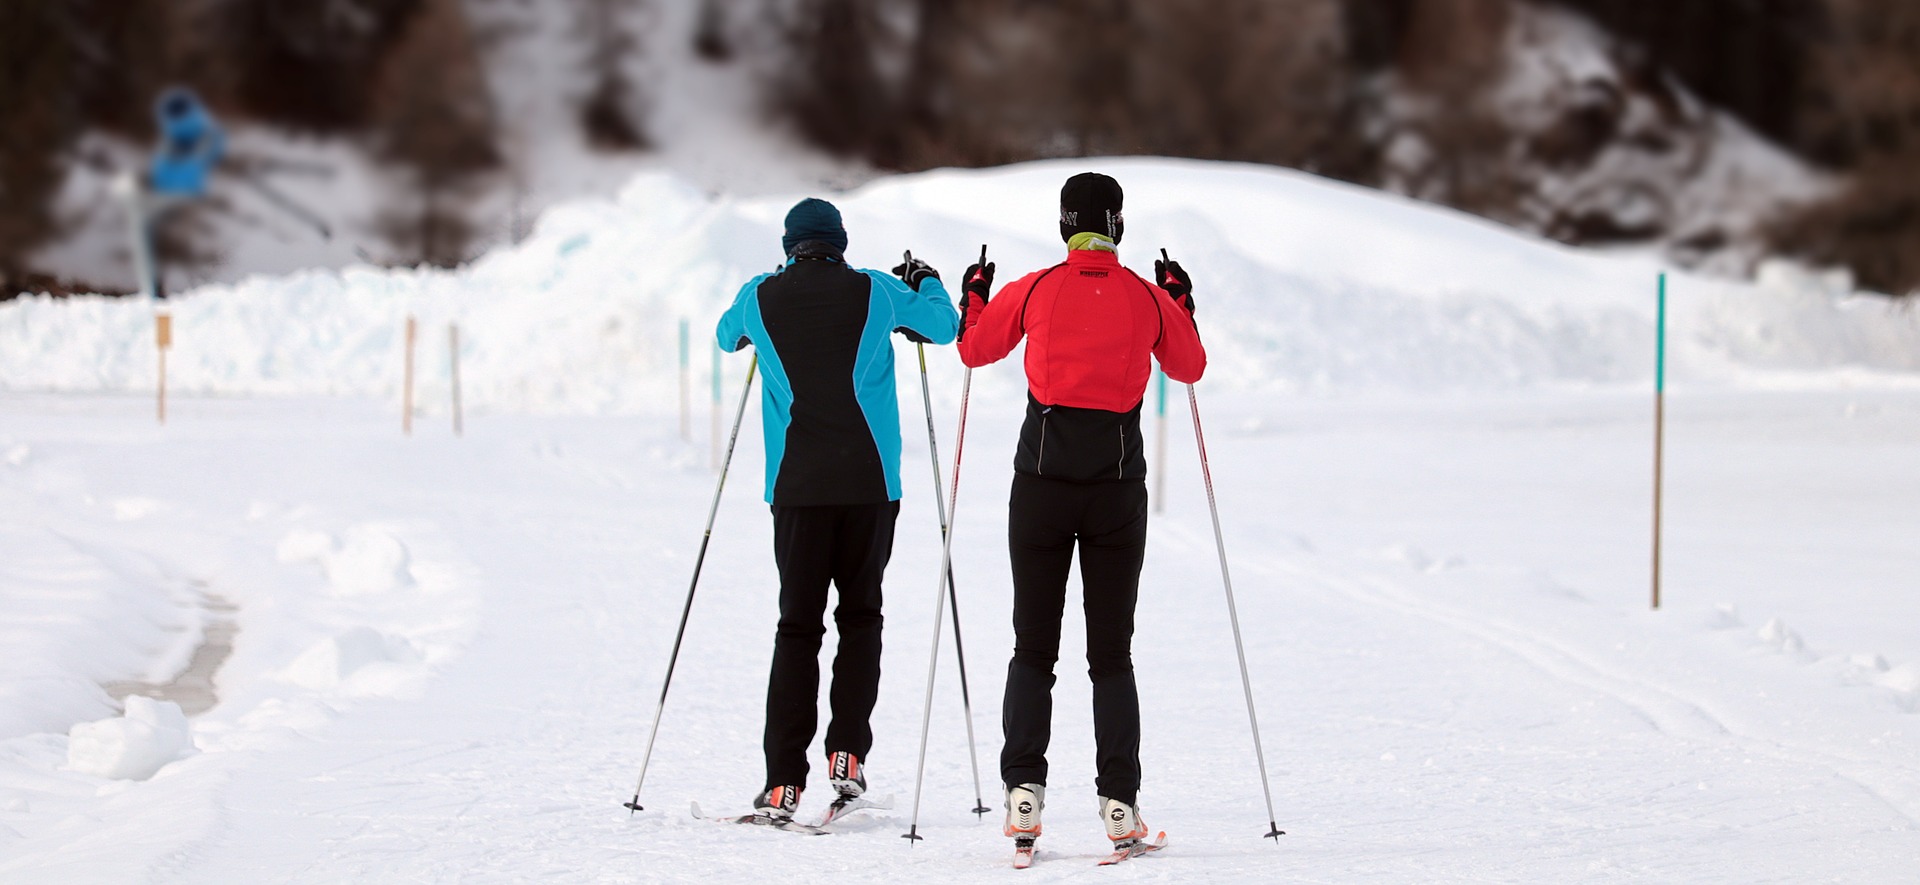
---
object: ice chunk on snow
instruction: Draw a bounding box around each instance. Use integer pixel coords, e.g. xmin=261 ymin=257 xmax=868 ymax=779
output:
xmin=64 ymin=696 xmax=196 ymax=781
xmin=276 ymin=526 xmax=414 ymax=595
xmin=1757 ymin=618 xmax=1804 ymax=654
xmin=1701 ymin=604 xmax=1743 ymax=630
xmin=324 ymin=527 xmax=414 ymax=596
xmin=281 ymin=627 xmax=422 ymax=691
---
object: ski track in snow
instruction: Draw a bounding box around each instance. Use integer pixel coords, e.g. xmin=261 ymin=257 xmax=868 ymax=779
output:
xmin=1261 ymin=553 xmax=1920 ymax=828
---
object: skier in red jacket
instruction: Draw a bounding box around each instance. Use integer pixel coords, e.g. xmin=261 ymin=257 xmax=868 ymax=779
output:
xmin=955 ymin=172 xmax=1205 ymax=861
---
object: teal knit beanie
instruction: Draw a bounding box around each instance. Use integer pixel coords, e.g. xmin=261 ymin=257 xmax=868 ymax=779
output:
xmin=782 ymin=198 xmax=848 ymax=256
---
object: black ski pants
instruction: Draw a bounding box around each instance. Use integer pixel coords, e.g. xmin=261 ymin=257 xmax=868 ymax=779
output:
xmin=763 ymin=500 xmax=899 ymax=789
xmin=1000 ymin=473 xmax=1148 ymax=806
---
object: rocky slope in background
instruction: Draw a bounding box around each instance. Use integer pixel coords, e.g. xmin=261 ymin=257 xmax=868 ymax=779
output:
xmin=4 ymin=0 xmax=1911 ymax=299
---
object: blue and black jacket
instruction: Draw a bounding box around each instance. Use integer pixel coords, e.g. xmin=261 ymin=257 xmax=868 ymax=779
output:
xmin=717 ymin=243 xmax=960 ymax=507
xmin=149 ymin=89 xmax=224 ymax=198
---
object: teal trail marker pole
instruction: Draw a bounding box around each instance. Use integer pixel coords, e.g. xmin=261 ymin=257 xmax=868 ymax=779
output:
xmin=679 ymin=318 xmax=691 ymax=442
xmin=1153 ymin=368 xmax=1169 ymax=512
xmin=1652 ymin=273 xmax=1667 ymax=610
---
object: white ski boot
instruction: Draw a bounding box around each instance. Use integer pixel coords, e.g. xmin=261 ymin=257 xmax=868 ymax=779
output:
xmin=1005 ymin=783 xmax=1044 ymax=868
xmin=1097 ymin=796 xmax=1166 ymax=864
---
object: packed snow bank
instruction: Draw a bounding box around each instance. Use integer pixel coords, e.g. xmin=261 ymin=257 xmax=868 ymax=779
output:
xmin=5 ymin=159 xmax=1919 ymax=411
xmin=64 ymin=697 xmax=194 ymax=781
xmin=0 ymin=522 xmax=196 ymax=741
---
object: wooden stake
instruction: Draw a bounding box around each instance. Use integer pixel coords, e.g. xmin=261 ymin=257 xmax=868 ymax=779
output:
xmin=449 ymin=323 xmax=464 ymax=437
xmin=403 ymin=315 xmax=417 ymax=437
xmin=155 ymin=312 xmax=172 ymax=425
xmin=1652 ymin=273 xmax=1667 ymax=610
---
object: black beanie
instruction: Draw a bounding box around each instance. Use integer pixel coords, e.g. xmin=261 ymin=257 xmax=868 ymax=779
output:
xmin=1059 ymin=172 xmax=1124 ymax=244
xmin=782 ymin=197 xmax=848 ymax=256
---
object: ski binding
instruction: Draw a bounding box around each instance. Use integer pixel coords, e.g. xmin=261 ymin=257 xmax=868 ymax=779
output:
xmin=1012 ymin=835 xmax=1037 ymax=869
xmin=1097 ymin=831 xmax=1167 ymax=865
xmin=690 ymin=801 xmax=827 ymax=836
xmin=816 ymin=792 xmax=892 ymax=827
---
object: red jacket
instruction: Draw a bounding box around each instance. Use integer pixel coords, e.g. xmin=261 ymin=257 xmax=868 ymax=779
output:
xmin=958 ymin=249 xmax=1206 ymax=481
xmin=959 ymin=249 xmax=1206 ymax=401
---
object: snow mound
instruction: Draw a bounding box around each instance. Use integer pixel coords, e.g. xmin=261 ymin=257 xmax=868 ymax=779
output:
xmin=279 ymin=627 xmax=423 ymax=693
xmin=277 ymin=526 xmax=415 ymax=596
xmin=5 ymin=159 xmax=1920 ymax=410
xmin=1758 ymin=617 xmax=1806 ymax=654
xmin=64 ymin=696 xmax=195 ymax=781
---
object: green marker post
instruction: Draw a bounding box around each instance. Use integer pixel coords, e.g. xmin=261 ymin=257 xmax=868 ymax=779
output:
xmin=1153 ymin=368 xmax=1168 ymax=512
xmin=1652 ymin=273 xmax=1667 ymax=610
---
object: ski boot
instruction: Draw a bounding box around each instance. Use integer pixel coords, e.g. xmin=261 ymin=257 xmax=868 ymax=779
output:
xmin=817 ymin=751 xmax=873 ymax=825
xmin=1097 ymin=796 xmax=1165 ymax=863
xmin=1005 ymin=783 xmax=1044 ymax=868
xmin=752 ymin=784 xmax=801 ymax=823
xmin=825 ymin=751 xmax=865 ymax=800
xmin=1100 ymin=796 xmax=1148 ymax=846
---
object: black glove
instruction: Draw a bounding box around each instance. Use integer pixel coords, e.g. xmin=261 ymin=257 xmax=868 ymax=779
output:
xmin=895 ymin=327 xmax=932 ymax=344
xmin=958 ymin=261 xmax=993 ymax=342
xmin=735 ymin=336 xmax=751 ymax=351
xmin=1155 ymin=258 xmax=1194 ymax=315
xmin=892 ymin=252 xmax=940 ymax=291
xmin=963 ymin=260 xmax=995 ymax=301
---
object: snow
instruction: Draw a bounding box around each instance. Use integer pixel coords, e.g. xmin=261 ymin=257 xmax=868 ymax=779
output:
xmin=64 ymin=697 xmax=194 ymax=781
xmin=3 ymin=158 xmax=1920 ymax=881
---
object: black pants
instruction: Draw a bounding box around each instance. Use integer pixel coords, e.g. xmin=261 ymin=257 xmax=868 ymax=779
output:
xmin=763 ymin=501 xmax=899 ymax=788
xmin=1000 ymin=474 xmax=1148 ymax=805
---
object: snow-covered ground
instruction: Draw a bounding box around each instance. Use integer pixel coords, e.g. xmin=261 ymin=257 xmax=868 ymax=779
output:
xmin=4 ymin=159 xmax=1919 ymax=881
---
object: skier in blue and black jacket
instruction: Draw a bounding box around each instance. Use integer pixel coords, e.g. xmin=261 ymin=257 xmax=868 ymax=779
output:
xmin=138 ymin=87 xmax=226 ymax=299
xmin=716 ymin=197 xmax=959 ymax=824
xmin=149 ymin=87 xmax=225 ymax=199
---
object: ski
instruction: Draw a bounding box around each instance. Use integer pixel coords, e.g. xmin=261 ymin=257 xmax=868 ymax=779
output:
xmin=1012 ymin=836 xmax=1036 ymax=869
xmin=689 ymin=801 xmax=828 ymax=836
xmin=1096 ymin=831 xmax=1167 ymax=866
xmin=816 ymin=792 xmax=892 ymax=827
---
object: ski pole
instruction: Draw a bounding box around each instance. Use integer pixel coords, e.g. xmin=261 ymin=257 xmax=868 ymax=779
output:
xmin=903 ymin=245 xmax=986 ymax=842
xmin=231 ymin=168 xmax=334 ymax=241
xmin=1175 ymin=274 xmax=1284 ymax=841
xmin=625 ymin=353 xmax=759 ymax=814
xmin=112 ymin=172 xmax=159 ymax=301
xmin=908 ymin=281 xmax=990 ymax=816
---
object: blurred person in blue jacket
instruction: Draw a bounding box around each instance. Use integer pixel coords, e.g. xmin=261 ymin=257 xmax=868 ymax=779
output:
xmin=148 ymin=87 xmax=224 ymax=199
xmin=132 ymin=87 xmax=224 ymax=299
